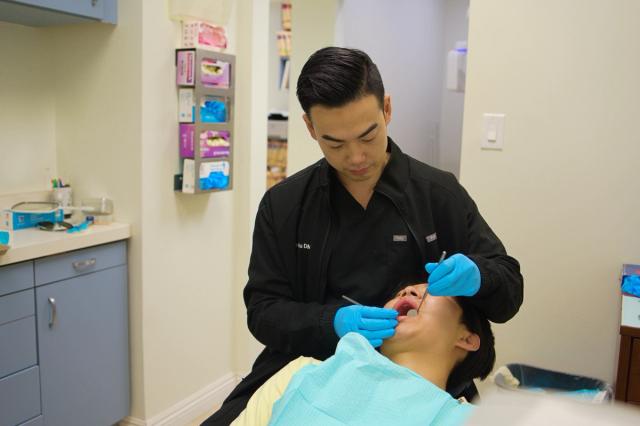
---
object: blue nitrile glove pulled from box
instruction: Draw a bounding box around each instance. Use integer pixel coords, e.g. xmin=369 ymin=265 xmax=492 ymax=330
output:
xmin=200 ymin=170 xmax=229 ymax=190
xmin=622 ymin=275 xmax=640 ymax=298
xmin=333 ymin=305 xmax=398 ymax=348
xmin=425 ymin=253 xmax=481 ymax=297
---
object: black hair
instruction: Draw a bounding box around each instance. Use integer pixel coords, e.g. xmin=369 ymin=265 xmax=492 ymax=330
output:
xmin=446 ymin=298 xmax=496 ymax=394
xmin=296 ymin=47 xmax=385 ymax=116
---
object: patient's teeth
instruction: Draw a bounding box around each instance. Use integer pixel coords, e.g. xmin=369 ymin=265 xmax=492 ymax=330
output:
xmin=407 ymin=309 xmax=418 ymax=317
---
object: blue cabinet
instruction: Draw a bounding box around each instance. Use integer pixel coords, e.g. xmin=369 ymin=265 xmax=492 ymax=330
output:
xmin=0 ymin=366 xmax=41 ymax=426
xmin=0 ymin=240 xmax=128 ymax=426
xmin=0 ymin=0 xmax=117 ymax=26
xmin=36 ymin=264 xmax=129 ymax=426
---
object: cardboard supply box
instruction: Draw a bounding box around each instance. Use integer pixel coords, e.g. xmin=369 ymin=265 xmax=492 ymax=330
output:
xmin=179 ymin=124 xmax=231 ymax=158
xmin=2 ymin=208 xmax=64 ymax=230
xmin=182 ymin=21 xmax=228 ymax=50
xmin=176 ymin=50 xmax=196 ymax=86
xmin=178 ymin=88 xmax=195 ymax=122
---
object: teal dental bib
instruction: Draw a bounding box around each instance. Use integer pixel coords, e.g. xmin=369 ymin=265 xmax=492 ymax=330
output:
xmin=269 ymin=333 xmax=473 ymax=425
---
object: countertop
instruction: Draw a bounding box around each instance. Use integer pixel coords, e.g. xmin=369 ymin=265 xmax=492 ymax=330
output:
xmin=0 ymin=222 xmax=131 ymax=266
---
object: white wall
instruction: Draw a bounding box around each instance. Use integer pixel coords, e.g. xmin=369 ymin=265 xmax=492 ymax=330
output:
xmin=461 ymin=0 xmax=640 ymax=385
xmin=47 ymin=0 xmax=146 ymax=416
xmin=136 ymin=0 xmax=268 ymax=418
xmin=137 ymin=0 xmax=239 ymax=417
xmin=268 ymin=0 xmax=289 ymax=114
xmin=231 ymin=0 xmax=269 ymax=377
xmin=0 ymin=23 xmax=57 ymax=195
xmin=438 ymin=0 xmax=468 ymax=177
xmin=335 ymin=0 xmax=444 ymax=164
xmin=286 ymin=0 xmax=338 ymax=175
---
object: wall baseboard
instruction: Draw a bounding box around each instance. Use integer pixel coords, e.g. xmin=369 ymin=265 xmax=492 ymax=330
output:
xmin=120 ymin=372 xmax=241 ymax=426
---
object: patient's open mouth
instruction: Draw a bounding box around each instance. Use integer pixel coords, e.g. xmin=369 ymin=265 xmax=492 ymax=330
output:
xmin=393 ymin=297 xmax=418 ymax=317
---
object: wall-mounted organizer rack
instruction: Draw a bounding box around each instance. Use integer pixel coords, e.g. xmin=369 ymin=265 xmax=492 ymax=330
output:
xmin=174 ymin=48 xmax=235 ymax=194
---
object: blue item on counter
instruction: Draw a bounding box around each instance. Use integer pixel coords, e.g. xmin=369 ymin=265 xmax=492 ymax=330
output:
xmin=426 ymin=253 xmax=481 ymax=297
xmin=66 ymin=220 xmax=90 ymax=234
xmin=333 ymin=305 xmax=397 ymax=347
xmin=0 ymin=229 xmax=10 ymax=245
xmin=622 ymin=275 xmax=640 ymax=297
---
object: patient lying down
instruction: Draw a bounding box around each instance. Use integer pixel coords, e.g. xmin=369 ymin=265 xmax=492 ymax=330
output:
xmin=232 ymin=284 xmax=495 ymax=425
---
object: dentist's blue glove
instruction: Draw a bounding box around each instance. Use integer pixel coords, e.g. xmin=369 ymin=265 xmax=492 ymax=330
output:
xmin=425 ymin=253 xmax=481 ymax=296
xmin=333 ymin=305 xmax=398 ymax=348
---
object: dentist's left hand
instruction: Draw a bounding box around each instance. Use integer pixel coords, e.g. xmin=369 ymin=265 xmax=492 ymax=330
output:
xmin=333 ymin=305 xmax=398 ymax=348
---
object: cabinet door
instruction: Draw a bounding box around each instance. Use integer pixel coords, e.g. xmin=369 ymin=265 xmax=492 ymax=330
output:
xmin=0 ymin=0 xmax=117 ymax=25
xmin=36 ymin=265 xmax=129 ymax=426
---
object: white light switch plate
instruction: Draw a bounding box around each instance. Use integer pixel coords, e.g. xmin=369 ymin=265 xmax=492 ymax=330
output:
xmin=481 ymin=113 xmax=505 ymax=150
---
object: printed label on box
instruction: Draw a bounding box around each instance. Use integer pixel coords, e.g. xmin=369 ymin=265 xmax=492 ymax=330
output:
xmin=176 ymin=50 xmax=195 ymax=86
xmin=178 ymin=88 xmax=195 ymax=122
xmin=199 ymin=161 xmax=230 ymax=190
xmin=182 ymin=159 xmax=195 ymax=194
xmin=180 ymin=125 xmax=231 ymax=158
xmin=201 ymin=58 xmax=230 ymax=88
xmin=182 ymin=21 xmax=228 ymax=50
xmin=200 ymin=130 xmax=230 ymax=158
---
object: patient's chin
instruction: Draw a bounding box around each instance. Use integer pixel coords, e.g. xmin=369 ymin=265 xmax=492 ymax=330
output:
xmin=381 ymin=323 xmax=418 ymax=354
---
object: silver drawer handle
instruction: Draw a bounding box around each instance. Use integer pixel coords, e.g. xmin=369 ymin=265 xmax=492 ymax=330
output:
xmin=73 ymin=258 xmax=96 ymax=271
xmin=48 ymin=297 xmax=57 ymax=328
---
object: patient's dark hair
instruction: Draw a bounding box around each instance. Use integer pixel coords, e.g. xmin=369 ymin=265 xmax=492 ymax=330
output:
xmin=296 ymin=47 xmax=385 ymax=116
xmin=446 ymin=298 xmax=496 ymax=394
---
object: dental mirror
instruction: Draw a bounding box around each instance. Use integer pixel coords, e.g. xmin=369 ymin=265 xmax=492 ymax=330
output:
xmin=407 ymin=251 xmax=447 ymax=317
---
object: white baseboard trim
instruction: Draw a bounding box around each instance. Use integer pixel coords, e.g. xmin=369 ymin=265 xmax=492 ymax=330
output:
xmin=120 ymin=416 xmax=147 ymax=426
xmin=120 ymin=372 xmax=241 ymax=426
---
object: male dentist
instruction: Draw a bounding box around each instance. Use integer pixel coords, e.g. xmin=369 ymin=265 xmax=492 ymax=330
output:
xmin=202 ymin=47 xmax=523 ymax=425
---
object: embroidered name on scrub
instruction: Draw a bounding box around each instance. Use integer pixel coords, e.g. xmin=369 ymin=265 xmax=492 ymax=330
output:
xmin=296 ymin=243 xmax=311 ymax=250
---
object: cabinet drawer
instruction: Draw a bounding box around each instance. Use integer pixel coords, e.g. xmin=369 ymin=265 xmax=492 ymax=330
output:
xmin=0 ymin=289 xmax=34 ymax=326
xmin=10 ymin=0 xmax=106 ymax=20
xmin=0 ymin=316 xmax=37 ymax=379
xmin=0 ymin=261 xmax=34 ymax=297
xmin=0 ymin=366 xmax=41 ymax=426
xmin=35 ymin=241 xmax=126 ymax=286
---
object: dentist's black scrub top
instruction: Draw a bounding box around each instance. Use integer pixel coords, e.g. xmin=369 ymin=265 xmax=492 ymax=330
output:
xmin=326 ymin=166 xmax=425 ymax=305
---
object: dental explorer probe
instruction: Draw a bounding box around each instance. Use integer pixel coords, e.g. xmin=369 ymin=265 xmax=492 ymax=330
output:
xmin=341 ymin=295 xmax=363 ymax=305
xmin=407 ymin=250 xmax=447 ymax=317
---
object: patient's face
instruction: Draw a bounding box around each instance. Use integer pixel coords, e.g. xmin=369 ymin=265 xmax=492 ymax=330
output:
xmin=380 ymin=283 xmax=465 ymax=356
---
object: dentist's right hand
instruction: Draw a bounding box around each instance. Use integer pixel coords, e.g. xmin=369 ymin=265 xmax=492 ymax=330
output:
xmin=333 ymin=305 xmax=398 ymax=348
